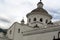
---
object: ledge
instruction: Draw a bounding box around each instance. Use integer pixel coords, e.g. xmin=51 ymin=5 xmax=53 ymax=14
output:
xmin=23 ymin=25 xmax=60 ymax=36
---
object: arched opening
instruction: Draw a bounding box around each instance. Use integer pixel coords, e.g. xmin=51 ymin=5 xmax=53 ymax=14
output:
xmin=40 ymin=18 xmax=43 ymax=22
xmin=10 ymin=30 xmax=12 ymax=34
xmin=34 ymin=18 xmax=36 ymax=21
xmin=29 ymin=18 xmax=31 ymax=22
xmin=18 ymin=29 xmax=20 ymax=33
xmin=46 ymin=19 xmax=48 ymax=23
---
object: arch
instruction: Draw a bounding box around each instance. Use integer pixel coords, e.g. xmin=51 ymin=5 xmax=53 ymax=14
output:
xmin=34 ymin=18 xmax=36 ymax=21
xmin=10 ymin=30 xmax=12 ymax=34
xmin=40 ymin=18 xmax=43 ymax=22
xmin=18 ymin=29 xmax=20 ymax=33
xmin=46 ymin=19 xmax=48 ymax=23
xmin=29 ymin=18 xmax=31 ymax=22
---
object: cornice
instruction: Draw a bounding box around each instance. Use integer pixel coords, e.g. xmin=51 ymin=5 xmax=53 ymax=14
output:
xmin=23 ymin=25 xmax=60 ymax=36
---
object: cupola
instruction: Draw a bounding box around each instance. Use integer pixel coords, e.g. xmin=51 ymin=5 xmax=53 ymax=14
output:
xmin=37 ymin=0 xmax=44 ymax=8
xmin=21 ymin=18 xmax=25 ymax=24
xmin=26 ymin=0 xmax=52 ymax=28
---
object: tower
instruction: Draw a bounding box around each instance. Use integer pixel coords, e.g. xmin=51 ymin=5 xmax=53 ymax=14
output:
xmin=26 ymin=0 xmax=52 ymax=28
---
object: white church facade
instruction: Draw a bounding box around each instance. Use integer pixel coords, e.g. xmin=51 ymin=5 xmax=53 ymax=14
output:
xmin=0 ymin=0 xmax=60 ymax=40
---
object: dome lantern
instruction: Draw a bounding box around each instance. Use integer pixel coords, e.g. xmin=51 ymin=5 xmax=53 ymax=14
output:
xmin=21 ymin=18 xmax=25 ymax=24
xmin=37 ymin=0 xmax=44 ymax=8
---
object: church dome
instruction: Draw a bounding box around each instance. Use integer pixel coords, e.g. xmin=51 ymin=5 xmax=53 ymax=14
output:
xmin=26 ymin=7 xmax=52 ymax=19
xmin=26 ymin=0 xmax=52 ymax=19
xmin=31 ymin=8 xmax=48 ymax=13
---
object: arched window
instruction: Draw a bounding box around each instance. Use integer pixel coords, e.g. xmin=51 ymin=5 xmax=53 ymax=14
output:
xmin=53 ymin=36 xmax=55 ymax=40
xmin=18 ymin=29 xmax=20 ymax=33
xmin=29 ymin=18 xmax=31 ymax=22
xmin=46 ymin=19 xmax=48 ymax=23
xmin=10 ymin=30 xmax=12 ymax=34
xmin=34 ymin=18 xmax=36 ymax=21
xmin=40 ymin=18 xmax=43 ymax=22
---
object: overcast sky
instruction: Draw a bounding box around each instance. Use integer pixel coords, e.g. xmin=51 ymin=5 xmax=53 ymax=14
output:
xmin=0 ymin=0 xmax=60 ymax=29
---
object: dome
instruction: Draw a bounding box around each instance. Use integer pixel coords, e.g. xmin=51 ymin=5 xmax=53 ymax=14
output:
xmin=26 ymin=0 xmax=52 ymax=19
xmin=37 ymin=1 xmax=43 ymax=5
xmin=31 ymin=8 xmax=48 ymax=13
xmin=26 ymin=8 xmax=52 ymax=19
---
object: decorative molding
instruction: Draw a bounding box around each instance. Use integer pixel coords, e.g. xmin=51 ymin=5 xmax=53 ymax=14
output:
xmin=31 ymin=21 xmax=43 ymax=24
xmin=23 ymin=25 xmax=60 ymax=36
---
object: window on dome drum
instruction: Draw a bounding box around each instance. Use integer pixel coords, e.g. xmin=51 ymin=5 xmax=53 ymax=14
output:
xmin=10 ymin=30 xmax=12 ymax=34
xmin=34 ymin=18 xmax=36 ymax=21
xmin=46 ymin=19 xmax=48 ymax=23
xmin=29 ymin=18 xmax=31 ymax=22
xmin=40 ymin=18 xmax=43 ymax=22
xmin=18 ymin=29 xmax=20 ymax=33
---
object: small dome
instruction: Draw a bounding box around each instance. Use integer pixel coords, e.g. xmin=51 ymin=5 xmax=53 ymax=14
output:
xmin=37 ymin=0 xmax=44 ymax=8
xmin=37 ymin=1 xmax=43 ymax=5
xmin=21 ymin=18 xmax=25 ymax=24
xmin=21 ymin=19 xmax=24 ymax=22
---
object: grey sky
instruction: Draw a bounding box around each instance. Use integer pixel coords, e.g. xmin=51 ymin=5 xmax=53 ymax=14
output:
xmin=0 ymin=0 xmax=60 ymax=29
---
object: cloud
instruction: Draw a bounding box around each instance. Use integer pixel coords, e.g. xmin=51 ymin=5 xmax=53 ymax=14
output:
xmin=0 ymin=14 xmax=14 ymax=29
xmin=44 ymin=5 xmax=60 ymax=22
xmin=0 ymin=22 xmax=10 ymax=29
xmin=0 ymin=0 xmax=60 ymax=29
xmin=0 ymin=18 xmax=10 ymax=23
